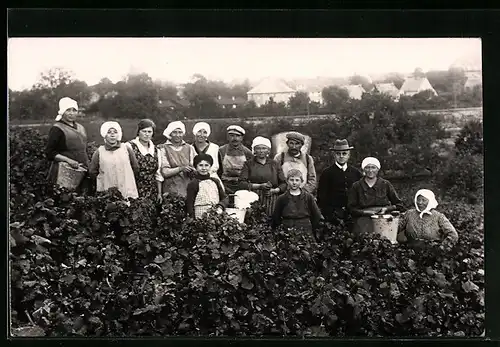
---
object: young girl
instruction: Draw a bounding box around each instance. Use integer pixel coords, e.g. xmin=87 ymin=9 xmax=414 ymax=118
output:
xmin=272 ymin=169 xmax=323 ymax=235
xmin=186 ymin=153 xmax=229 ymax=219
xmin=89 ymin=121 xmax=139 ymax=199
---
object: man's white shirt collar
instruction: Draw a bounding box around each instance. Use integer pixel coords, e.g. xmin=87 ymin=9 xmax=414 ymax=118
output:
xmin=335 ymin=162 xmax=347 ymax=171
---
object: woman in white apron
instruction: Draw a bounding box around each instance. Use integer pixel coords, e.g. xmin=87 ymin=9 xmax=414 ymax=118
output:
xmin=88 ymin=121 xmax=139 ymax=199
xmin=158 ymin=121 xmax=196 ymax=198
xmin=191 ymin=122 xmax=223 ymax=186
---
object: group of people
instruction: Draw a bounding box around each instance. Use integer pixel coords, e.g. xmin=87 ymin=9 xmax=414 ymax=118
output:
xmin=45 ymin=97 xmax=459 ymax=244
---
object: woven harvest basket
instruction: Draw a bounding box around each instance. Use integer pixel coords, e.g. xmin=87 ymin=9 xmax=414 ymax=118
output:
xmin=56 ymin=162 xmax=86 ymax=190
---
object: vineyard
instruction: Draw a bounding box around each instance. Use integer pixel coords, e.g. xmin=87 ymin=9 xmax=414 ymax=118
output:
xmin=9 ymin=121 xmax=484 ymax=337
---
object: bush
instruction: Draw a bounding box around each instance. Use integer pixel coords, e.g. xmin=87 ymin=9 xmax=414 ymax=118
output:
xmin=9 ymin=127 xmax=484 ymax=337
xmin=454 ymin=120 xmax=483 ymax=156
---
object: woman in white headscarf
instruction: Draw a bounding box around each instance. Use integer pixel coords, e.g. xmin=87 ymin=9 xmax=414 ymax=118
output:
xmin=347 ymin=157 xmax=404 ymax=235
xmin=239 ymin=136 xmax=287 ymax=216
xmin=397 ymin=189 xmax=458 ymax=243
xmin=158 ymin=121 xmax=197 ymax=198
xmin=88 ymin=121 xmax=139 ymax=199
xmin=191 ymin=121 xmax=223 ymax=183
xmin=45 ymin=97 xmax=90 ymax=192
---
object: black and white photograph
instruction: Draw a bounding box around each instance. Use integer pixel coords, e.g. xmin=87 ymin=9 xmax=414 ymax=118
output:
xmin=8 ymin=36 xmax=484 ymax=338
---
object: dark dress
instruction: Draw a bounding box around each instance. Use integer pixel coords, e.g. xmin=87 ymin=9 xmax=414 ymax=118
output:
xmin=129 ymin=141 xmax=160 ymax=198
xmin=239 ymin=157 xmax=287 ymax=216
xmin=45 ymin=120 xmax=90 ymax=192
xmin=347 ymin=177 xmax=404 ymax=235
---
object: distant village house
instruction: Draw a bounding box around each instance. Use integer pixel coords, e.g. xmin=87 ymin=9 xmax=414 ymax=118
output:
xmin=373 ymin=83 xmax=400 ymax=100
xmin=247 ymin=77 xmax=296 ymax=106
xmin=215 ymin=95 xmax=247 ymax=109
xmin=398 ymin=76 xmax=438 ymax=97
xmin=464 ymin=71 xmax=482 ymax=90
xmin=341 ymin=84 xmax=366 ymax=100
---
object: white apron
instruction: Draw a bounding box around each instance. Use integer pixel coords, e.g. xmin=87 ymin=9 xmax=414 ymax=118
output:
xmin=96 ymin=144 xmax=139 ymax=199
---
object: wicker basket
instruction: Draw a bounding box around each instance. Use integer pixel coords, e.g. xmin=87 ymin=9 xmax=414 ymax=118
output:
xmin=56 ymin=162 xmax=87 ymax=190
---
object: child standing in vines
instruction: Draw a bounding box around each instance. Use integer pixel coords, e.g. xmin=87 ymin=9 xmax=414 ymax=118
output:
xmin=186 ymin=153 xmax=229 ymax=219
xmin=89 ymin=121 xmax=139 ymax=199
xmin=272 ymin=169 xmax=323 ymax=238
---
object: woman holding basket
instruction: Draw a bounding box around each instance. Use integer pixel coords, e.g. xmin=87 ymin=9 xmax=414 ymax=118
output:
xmin=45 ymin=97 xmax=90 ymax=193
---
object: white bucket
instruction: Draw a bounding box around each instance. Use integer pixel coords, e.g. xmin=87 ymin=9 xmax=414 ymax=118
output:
xmin=371 ymin=214 xmax=400 ymax=243
xmin=234 ymin=190 xmax=259 ymax=209
xmin=56 ymin=162 xmax=87 ymax=190
xmin=225 ymin=208 xmax=246 ymax=223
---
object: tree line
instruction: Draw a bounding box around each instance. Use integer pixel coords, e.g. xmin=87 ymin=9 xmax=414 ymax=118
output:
xmin=8 ymin=67 xmax=482 ymax=123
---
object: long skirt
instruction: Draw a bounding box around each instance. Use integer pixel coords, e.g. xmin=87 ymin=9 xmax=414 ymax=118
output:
xmin=257 ymin=190 xmax=279 ymax=216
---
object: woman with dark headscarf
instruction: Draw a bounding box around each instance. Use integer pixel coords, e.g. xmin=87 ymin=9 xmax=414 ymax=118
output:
xmin=45 ymin=97 xmax=90 ymax=192
xmin=126 ymin=118 xmax=164 ymax=201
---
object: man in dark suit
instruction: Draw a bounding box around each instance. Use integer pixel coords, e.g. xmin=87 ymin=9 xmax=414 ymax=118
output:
xmin=317 ymin=139 xmax=362 ymax=224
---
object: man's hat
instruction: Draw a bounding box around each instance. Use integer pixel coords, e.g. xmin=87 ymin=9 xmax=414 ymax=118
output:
xmin=331 ymin=139 xmax=354 ymax=151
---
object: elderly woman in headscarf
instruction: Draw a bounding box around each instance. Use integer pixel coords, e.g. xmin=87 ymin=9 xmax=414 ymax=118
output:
xmin=158 ymin=120 xmax=197 ymax=198
xmin=397 ymin=189 xmax=458 ymax=243
xmin=89 ymin=121 xmax=139 ymax=199
xmin=239 ymin=136 xmax=287 ymax=216
xmin=45 ymin=97 xmax=90 ymax=192
xmin=126 ymin=119 xmax=163 ymax=201
xmin=191 ymin=121 xmax=223 ymax=183
xmin=347 ymin=157 xmax=404 ymax=235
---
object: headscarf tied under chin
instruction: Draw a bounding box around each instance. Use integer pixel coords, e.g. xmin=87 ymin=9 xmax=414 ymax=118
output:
xmin=163 ymin=121 xmax=186 ymax=140
xmin=414 ymin=189 xmax=439 ymax=218
xmin=55 ymin=97 xmax=78 ymax=121
xmin=100 ymin=121 xmax=123 ymax=141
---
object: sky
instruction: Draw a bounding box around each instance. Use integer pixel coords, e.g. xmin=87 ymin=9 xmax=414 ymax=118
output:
xmin=8 ymin=37 xmax=482 ymax=91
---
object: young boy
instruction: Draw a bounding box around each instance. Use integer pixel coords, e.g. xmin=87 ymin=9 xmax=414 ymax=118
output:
xmin=186 ymin=153 xmax=229 ymax=218
xmin=271 ymin=169 xmax=323 ymax=236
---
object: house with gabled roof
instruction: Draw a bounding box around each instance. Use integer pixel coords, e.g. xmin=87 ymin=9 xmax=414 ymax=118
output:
xmin=399 ymin=76 xmax=437 ymax=97
xmin=464 ymin=71 xmax=482 ymax=90
xmin=340 ymin=84 xmax=366 ymax=100
xmin=247 ymin=77 xmax=296 ymax=106
xmin=373 ymin=83 xmax=400 ymax=100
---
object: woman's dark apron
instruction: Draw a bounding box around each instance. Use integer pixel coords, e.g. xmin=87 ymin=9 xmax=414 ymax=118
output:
xmin=47 ymin=122 xmax=90 ymax=191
